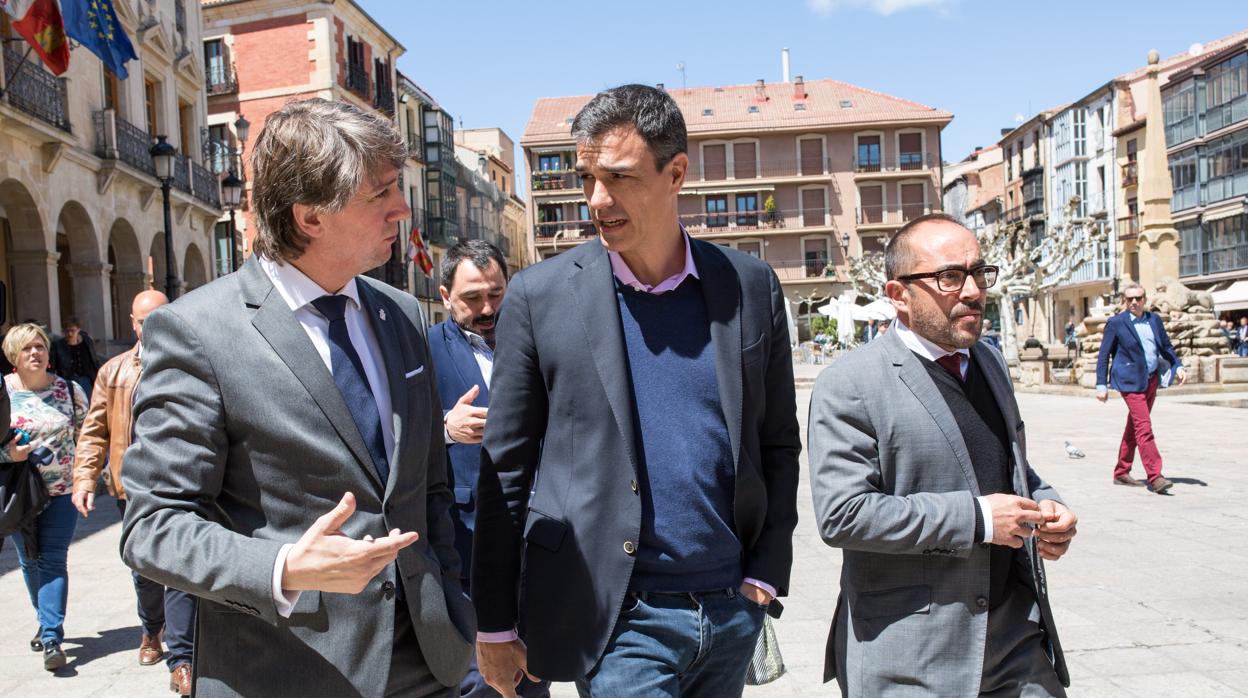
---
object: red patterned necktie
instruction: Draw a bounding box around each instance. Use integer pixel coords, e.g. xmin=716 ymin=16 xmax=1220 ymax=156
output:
xmin=936 ymin=353 xmax=964 ymax=382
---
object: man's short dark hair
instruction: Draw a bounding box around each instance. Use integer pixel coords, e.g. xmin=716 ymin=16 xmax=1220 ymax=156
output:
xmin=571 ymin=84 xmax=687 ymax=171
xmin=884 ymin=212 xmax=965 ymax=280
xmin=440 ymin=239 xmax=508 ymax=290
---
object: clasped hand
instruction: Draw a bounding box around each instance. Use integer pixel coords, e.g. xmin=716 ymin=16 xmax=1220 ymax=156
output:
xmin=984 ymin=494 xmax=1077 ymax=561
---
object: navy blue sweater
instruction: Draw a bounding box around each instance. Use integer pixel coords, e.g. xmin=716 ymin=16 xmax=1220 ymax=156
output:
xmin=617 ymin=278 xmax=741 ymax=592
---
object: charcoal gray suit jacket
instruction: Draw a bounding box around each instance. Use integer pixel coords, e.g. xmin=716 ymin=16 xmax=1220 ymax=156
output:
xmin=120 ymin=258 xmax=474 ymax=697
xmin=808 ymin=329 xmax=1068 ymax=696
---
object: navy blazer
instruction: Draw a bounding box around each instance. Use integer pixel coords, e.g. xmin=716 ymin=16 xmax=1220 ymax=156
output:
xmin=1096 ymin=310 xmax=1179 ymax=393
xmin=427 ymin=320 xmax=490 ymax=582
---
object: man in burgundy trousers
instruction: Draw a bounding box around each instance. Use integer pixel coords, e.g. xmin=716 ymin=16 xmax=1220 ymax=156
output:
xmin=1095 ymin=281 xmax=1187 ymax=494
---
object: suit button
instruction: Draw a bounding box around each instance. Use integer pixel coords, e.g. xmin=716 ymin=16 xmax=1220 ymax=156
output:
xmin=976 ymin=596 xmax=988 ymax=609
xmin=623 ymin=541 xmax=636 ymax=555
xmin=630 ymin=479 xmax=639 ymax=494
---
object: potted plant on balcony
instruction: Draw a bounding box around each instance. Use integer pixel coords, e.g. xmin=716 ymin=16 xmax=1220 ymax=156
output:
xmin=764 ymin=195 xmax=779 ymax=228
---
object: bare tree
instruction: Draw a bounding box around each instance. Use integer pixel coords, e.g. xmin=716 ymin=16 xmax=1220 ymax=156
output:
xmin=846 ymin=197 xmax=1107 ymax=363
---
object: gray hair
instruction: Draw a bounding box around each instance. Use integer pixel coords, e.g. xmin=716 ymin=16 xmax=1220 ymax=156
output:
xmin=250 ymin=98 xmax=407 ymax=262
xmin=1120 ymin=281 xmax=1145 ymax=296
xmin=571 ymin=84 xmax=687 ymax=171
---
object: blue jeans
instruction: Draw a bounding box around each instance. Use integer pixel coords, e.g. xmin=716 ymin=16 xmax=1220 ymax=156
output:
xmin=117 ymin=499 xmax=197 ymax=669
xmin=16 ymin=494 xmax=78 ymax=646
xmin=1239 ymin=343 xmax=1248 ymax=357
xmin=575 ymin=588 xmax=766 ymax=697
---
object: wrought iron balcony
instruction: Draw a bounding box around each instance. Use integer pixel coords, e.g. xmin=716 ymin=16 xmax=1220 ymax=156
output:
xmin=3 ymin=46 xmax=71 ymax=132
xmin=191 ymin=160 xmax=221 ymax=208
xmin=206 ymin=62 xmax=237 ymax=96
xmin=1117 ymin=214 xmax=1139 ymax=241
xmin=346 ymin=63 xmax=370 ymax=98
xmin=535 ymin=220 xmax=597 ymax=241
xmin=373 ymin=84 xmax=395 ymax=116
xmin=172 ymin=153 xmax=192 ymax=194
xmin=93 ymin=110 xmax=156 ymax=176
xmin=694 ymin=156 xmax=833 ymax=182
xmin=853 ymin=152 xmax=935 ymax=173
xmin=768 ymin=257 xmax=841 ymax=281
xmin=678 ymin=206 xmax=835 ymax=232
xmin=531 ymin=170 xmax=582 ymax=192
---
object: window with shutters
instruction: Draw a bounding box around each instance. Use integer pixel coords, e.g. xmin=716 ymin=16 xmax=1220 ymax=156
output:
xmin=900 ymin=182 xmax=926 ymax=221
xmin=705 ymin=196 xmax=728 ymax=228
xmin=898 ymin=132 xmax=924 ymax=170
xmin=856 ymin=135 xmax=881 ymax=172
xmin=799 ymin=137 xmax=824 ymax=176
xmin=801 ymin=188 xmax=826 ymax=228
xmin=702 ymin=144 xmax=727 ymax=181
xmin=732 ymin=142 xmax=757 ymax=179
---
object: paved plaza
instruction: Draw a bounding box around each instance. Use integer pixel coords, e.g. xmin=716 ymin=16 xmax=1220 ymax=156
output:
xmin=2 ymin=376 xmax=1247 ymax=696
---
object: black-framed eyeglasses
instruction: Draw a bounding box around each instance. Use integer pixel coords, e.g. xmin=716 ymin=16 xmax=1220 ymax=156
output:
xmin=896 ymin=265 xmax=999 ymax=292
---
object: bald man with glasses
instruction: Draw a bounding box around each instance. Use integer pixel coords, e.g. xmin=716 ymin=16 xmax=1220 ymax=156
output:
xmin=809 ymin=213 xmax=1074 ymax=696
xmin=1095 ymin=282 xmax=1186 ymax=494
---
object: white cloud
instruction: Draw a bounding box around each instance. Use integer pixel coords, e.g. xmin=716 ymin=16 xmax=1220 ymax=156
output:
xmin=808 ymin=0 xmax=954 ymax=16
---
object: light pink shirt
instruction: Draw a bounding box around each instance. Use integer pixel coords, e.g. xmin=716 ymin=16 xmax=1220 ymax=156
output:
xmin=478 ymin=233 xmax=776 ymax=644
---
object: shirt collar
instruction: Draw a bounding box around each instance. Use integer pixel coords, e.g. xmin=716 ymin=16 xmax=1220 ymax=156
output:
xmin=260 ymin=256 xmax=361 ymax=315
xmin=453 ymin=322 xmax=493 ymax=354
xmin=892 ymin=319 xmax=970 ymax=362
xmin=608 ymin=230 xmax=699 ymax=295
xmin=1129 ymin=311 xmax=1151 ymax=323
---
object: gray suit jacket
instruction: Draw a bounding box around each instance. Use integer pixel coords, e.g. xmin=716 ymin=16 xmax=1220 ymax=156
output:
xmin=808 ymin=329 xmax=1067 ymax=696
xmin=120 ymin=259 xmax=474 ymax=697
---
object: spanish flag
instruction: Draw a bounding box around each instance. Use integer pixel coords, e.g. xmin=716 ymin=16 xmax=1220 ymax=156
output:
xmin=1 ymin=0 xmax=70 ymax=75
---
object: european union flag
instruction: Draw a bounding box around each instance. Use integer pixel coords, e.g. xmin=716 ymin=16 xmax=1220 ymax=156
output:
xmin=62 ymin=0 xmax=138 ymax=80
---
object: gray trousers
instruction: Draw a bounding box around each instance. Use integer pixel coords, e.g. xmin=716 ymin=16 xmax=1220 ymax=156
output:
xmin=980 ymin=583 xmax=1067 ymax=697
xmin=387 ymin=605 xmax=456 ymax=698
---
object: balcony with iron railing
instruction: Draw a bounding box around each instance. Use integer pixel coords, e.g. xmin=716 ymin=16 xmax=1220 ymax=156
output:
xmin=769 ymin=257 xmax=841 ymax=282
xmin=206 ymin=62 xmax=237 ymax=95
xmin=373 ymin=83 xmax=395 ymax=116
xmin=852 ymin=152 xmax=936 ymax=176
xmin=855 ymin=203 xmax=932 ymax=229
xmin=695 ymin=157 xmax=833 ymax=182
xmin=1121 ymin=161 xmax=1138 ymax=188
xmin=535 ymin=220 xmax=597 ymax=243
xmin=346 ymin=63 xmax=370 ymax=99
xmin=92 ymin=110 xmax=221 ymax=209
xmin=678 ymin=207 xmax=836 ymax=233
xmin=531 ymin=170 xmax=582 ymax=192
xmin=2 ymin=45 xmax=71 ymax=132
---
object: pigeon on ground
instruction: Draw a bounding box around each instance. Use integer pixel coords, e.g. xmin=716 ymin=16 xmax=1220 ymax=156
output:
xmin=1064 ymin=441 xmax=1086 ymax=459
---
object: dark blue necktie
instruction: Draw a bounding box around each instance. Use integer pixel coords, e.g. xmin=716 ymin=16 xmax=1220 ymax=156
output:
xmin=310 ymin=295 xmax=389 ymax=485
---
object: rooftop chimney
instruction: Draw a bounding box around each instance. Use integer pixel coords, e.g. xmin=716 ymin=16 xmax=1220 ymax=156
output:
xmin=754 ymin=79 xmax=767 ymax=102
xmin=793 ymin=75 xmax=806 ymax=100
xmin=782 ymin=48 xmax=791 ymax=83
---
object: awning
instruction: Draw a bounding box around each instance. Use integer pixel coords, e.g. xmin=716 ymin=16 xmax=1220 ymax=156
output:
xmin=532 ymin=193 xmax=586 ymax=204
xmin=1212 ymin=279 xmax=1248 ymax=312
xmin=1203 ymin=204 xmax=1246 ymax=224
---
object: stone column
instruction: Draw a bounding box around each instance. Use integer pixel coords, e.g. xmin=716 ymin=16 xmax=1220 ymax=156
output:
xmin=7 ymin=249 xmax=59 ymax=329
xmin=66 ymin=261 xmax=112 ymax=342
xmin=1136 ymin=50 xmax=1181 ymax=290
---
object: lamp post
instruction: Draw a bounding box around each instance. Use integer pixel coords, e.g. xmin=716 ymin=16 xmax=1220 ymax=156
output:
xmin=221 ymin=172 xmax=243 ymax=272
xmin=149 ymin=135 xmax=178 ymax=300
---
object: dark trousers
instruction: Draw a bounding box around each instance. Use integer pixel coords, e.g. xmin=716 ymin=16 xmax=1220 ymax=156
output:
xmin=387 ymin=605 xmax=455 ymax=697
xmin=980 ymin=583 xmax=1066 ymax=697
xmin=118 ymin=499 xmax=198 ymax=669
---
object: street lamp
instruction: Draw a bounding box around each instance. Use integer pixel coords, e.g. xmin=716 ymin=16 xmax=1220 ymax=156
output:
xmin=221 ymin=172 xmax=244 ymax=272
xmin=149 ymin=135 xmax=178 ymax=300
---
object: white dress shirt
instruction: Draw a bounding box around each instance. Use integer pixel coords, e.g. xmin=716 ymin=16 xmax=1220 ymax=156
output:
xmin=891 ymin=320 xmax=995 ymax=544
xmin=260 ymin=257 xmax=396 ymax=616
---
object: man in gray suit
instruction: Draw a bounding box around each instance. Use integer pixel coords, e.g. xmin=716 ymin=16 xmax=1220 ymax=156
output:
xmin=809 ymin=213 xmax=1077 ymax=696
xmin=120 ymin=99 xmax=474 ymax=697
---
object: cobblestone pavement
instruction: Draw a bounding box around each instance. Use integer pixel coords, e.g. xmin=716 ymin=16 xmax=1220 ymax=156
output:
xmin=3 ymin=378 xmax=1246 ymax=697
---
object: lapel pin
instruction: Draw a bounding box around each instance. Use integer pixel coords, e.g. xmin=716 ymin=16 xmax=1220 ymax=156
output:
xmin=379 ymin=308 xmax=387 ymax=322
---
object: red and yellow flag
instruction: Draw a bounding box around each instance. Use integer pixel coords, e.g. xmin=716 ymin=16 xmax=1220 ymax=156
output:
xmin=2 ymin=0 xmax=70 ymax=75
xmin=408 ymin=225 xmax=434 ymax=277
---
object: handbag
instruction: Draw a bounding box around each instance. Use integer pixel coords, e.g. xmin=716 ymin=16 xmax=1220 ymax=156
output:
xmin=745 ymin=615 xmax=786 ymax=685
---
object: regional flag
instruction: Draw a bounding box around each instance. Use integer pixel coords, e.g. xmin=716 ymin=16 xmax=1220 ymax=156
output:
xmin=408 ymin=225 xmax=434 ymax=277
xmin=62 ymin=0 xmax=138 ymax=80
xmin=1 ymin=0 xmax=70 ymax=75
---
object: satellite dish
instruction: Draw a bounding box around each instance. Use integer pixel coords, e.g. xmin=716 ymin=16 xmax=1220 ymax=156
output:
xmin=1189 ymin=42 xmax=1204 ymax=57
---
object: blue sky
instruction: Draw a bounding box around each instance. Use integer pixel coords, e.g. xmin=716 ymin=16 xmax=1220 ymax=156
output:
xmin=362 ymin=0 xmax=1245 ymax=175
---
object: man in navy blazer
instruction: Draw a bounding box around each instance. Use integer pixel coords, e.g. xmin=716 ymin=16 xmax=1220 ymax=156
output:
xmin=1095 ymin=282 xmax=1186 ymax=493
xmin=427 ymin=240 xmax=550 ymax=698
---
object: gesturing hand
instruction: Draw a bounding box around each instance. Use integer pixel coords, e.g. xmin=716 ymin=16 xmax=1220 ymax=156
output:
xmin=1035 ymin=499 xmax=1078 ymax=561
xmin=984 ymin=493 xmax=1047 ymax=549
xmin=446 ymin=385 xmax=488 ymax=444
xmin=281 ymin=492 xmax=419 ymax=594
xmin=476 ymin=639 xmax=538 ymax=698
